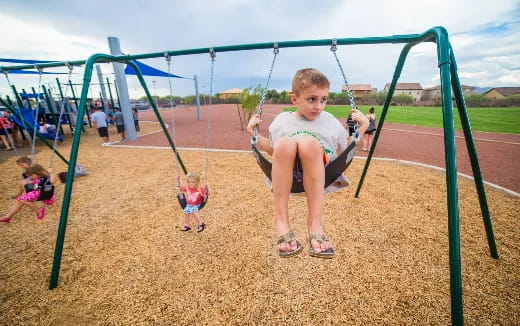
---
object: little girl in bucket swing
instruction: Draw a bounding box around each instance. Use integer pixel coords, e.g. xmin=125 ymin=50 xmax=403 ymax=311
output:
xmin=1 ymin=164 xmax=57 ymax=223
xmin=177 ymin=172 xmax=207 ymax=233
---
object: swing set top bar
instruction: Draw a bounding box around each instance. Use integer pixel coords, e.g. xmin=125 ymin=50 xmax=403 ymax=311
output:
xmin=0 ymin=27 xmax=445 ymax=73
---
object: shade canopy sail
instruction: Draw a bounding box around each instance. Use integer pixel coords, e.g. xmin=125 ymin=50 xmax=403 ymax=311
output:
xmin=1 ymin=58 xmax=185 ymax=78
xmin=124 ymin=60 xmax=185 ymax=78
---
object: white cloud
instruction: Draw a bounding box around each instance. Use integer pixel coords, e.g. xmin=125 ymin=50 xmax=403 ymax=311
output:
xmin=0 ymin=0 xmax=518 ymax=99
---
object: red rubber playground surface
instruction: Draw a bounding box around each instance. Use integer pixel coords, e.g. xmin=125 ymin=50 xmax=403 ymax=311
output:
xmin=123 ymin=104 xmax=520 ymax=195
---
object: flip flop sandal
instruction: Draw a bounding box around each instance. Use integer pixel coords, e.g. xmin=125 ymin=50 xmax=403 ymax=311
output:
xmin=308 ymin=233 xmax=335 ymax=259
xmin=276 ymin=231 xmax=303 ymax=258
xmin=197 ymin=223 xmax=206 ymax=233
xmin=180 ymin=225 xmax=191 ymax=232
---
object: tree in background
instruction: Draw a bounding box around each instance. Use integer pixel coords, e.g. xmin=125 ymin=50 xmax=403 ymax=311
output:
xmin=237 ymin=85 xmax=263 ymax=131
xmin=369 ymin=91 xmax=388 ymax=105
xmin=392 ymin=93 xmax=414 ymax=106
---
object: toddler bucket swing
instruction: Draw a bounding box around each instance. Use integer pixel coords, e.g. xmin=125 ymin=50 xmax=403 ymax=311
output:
xmin=164 ymin=52 xmax=210 ymax=210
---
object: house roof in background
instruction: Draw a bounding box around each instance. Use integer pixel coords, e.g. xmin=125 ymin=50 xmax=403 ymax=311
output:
xmin=220 ymin=88 xmax=243 ymax=94
xmin=342 ymin=84 xmax=372 ymax=91
xmin=385 ymin=83 xmax=423 ymax=90
xmin=484 ymin=87 xmax=520 ymax=96
xmin=423 ymin=85 xmax=475 ymax=91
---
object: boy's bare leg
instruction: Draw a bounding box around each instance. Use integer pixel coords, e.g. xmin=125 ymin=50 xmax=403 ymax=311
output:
xmin=298 ymin=137 xmax=332 ymax=253
xmin=272 ymin=137 xmax=298 ymax=252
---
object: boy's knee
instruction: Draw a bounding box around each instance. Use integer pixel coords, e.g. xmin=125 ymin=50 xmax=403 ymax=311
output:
xmin=297 ymin=137 xmax=322 ymax=158
xmin=273 ymin=137 xmax=297 ymax=156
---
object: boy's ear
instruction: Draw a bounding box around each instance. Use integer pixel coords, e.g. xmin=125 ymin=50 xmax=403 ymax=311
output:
xmin=290 ymin=93 xmax=297 ymax=104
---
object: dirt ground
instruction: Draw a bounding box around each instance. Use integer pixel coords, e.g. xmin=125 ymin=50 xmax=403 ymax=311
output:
xmin=0 ymin=119 xmax=518 ymax=325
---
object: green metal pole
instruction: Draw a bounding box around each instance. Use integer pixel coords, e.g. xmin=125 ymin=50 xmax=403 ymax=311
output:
xmin=127 ymin=60 xmax=188 ymax=174
xmin=48 ymin=56 xmax=99 ymax=290
xmin=113 ymin=79 xmax=121 ymax=108
xmin=56 ymin=78 xmax=74 ymax=133
xmin=69 ymin=80 xmax=91 ymax=128
xmin=355 ymin=42 xmax=415 ymax=198
xmin=0 ymin=96 xmax=69 ymax=165
xmin=449 ymin=48 xmax=498 ymax=259
xmin=11 ymin=85 xmax=24 ymax=109
xmin=41 ymin=85 xmax=57 ymax=126
xmin=106 ymin=77 xmax=115 ymax=109
xmin=436 ymin=27 xmax=464 ymax=326
xmin=5 ymin=95 xmax=13 ymax=106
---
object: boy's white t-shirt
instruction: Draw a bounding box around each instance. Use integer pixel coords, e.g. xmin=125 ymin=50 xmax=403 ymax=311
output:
xmin=91 ymin=111 xmax=107 ymax=128
xmin=267 ymin=111 xmax=349 ymax=193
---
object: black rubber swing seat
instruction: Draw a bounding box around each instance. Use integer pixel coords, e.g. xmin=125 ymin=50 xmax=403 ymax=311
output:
xmin=251 ymin=141 xmax=358 ymax=193
xmin=24 ymin=177 xmax=55 ymax=201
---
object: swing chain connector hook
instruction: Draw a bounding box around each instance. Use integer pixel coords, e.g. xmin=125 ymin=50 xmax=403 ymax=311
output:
xmin=209 ymin=48 xmax=216 ymax=61
xmin=164 ymin=51 xmax=171 ymax=63
xmin=331 ymin=38 xmax=338 ymax=52
xmin=65 ymin=61 xmax=74 ymax=73
xmin=273 ymin=42 xmax=279 ymax=55
xmin=34 ymin=64 xmax=43 ymax=73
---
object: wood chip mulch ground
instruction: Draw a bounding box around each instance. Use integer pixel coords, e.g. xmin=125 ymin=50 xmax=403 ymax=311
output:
xmin=0 ymin=122 xmax=518 ymax=325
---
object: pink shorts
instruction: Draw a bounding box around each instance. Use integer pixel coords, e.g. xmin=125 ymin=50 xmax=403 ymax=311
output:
xmin=17 ymin=191 xmax=55 ymax=205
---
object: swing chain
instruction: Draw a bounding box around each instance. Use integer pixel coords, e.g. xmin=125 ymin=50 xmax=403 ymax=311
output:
xmin=2 ymin=70 xmax=17 ymax=107
xmin=30 ymin=66 xmax=45 ymax=162
xmin=50 ymin=63 xmax=74 ymax=168
xmin=252 ymin=42 xmax=279 ymax=145
xmin=330 ymin=38 xmax=360 ymax=142
xmin=205 ymin=49 xmax=217 ymax=185
xmin=164 ymin=51 xmax=182 ymax=186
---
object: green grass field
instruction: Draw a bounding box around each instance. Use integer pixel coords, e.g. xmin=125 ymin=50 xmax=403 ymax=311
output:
xmin=283 ymin=106 xmax=520 ymax=134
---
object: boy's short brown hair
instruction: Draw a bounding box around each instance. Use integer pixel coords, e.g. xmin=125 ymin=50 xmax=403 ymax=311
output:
xmin=291 ymin=68 xmax=330 ymax=96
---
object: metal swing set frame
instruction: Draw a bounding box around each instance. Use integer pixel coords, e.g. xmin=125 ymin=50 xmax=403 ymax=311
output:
xmin=0 ymin=26 xmax=499 ymax=326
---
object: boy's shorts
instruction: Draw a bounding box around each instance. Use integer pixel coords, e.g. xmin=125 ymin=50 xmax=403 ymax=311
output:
xmin=97 ymin=127 xmax=108 ymax=137
xmin=116 ymin=125 xmax=125 ymax=133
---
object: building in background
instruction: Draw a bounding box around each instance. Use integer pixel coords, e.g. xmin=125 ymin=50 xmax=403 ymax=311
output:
xmin=341 ymin=84 xmax=375 ymax=98
xmin=422 ymin=85 xmax=475 ymax=101
xmin=483 ymin=87 xmax=520 ymax=99
xmin=384 ymin=83 xmax=423 ymax=101
xmin=219 ymin=88 xmax=243 ymax=99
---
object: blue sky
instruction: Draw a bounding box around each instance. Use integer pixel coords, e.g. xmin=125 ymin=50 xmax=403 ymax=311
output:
xmin=0 ymin=0 xmax=519 ymax=98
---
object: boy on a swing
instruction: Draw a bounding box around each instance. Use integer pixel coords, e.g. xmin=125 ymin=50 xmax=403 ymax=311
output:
xmin=247 ymin=68 xmax=368 ymax=258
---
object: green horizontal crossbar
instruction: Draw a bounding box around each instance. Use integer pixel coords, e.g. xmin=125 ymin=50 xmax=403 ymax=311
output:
xmin=0 ymin=31 xmax=435 ymax=72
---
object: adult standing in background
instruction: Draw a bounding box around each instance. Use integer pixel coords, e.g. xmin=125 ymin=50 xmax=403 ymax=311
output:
xmin=113 ymin=107 xmax=126 ymax=141
xmin=91 ymin=107 xmax=110 ymax=146
xmin=132 ymin=107 xmax=140 ymax=132
xmin=363 ymin=107 xmax=377 ymax=152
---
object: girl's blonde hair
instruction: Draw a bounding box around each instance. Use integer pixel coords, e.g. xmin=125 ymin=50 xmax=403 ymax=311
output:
xmin=292 ymin=68 xmax=330 ymax=96
xmin=16 ymin=156 xmax=32 ymax=165
xmin=186 ymin=172 xmax=201 ymax=185
xmin=25 ymin=164 xmax=49 ymax=178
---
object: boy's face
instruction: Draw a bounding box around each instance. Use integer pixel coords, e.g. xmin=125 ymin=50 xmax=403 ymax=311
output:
xmin=291 ymin=85 xmax=329 ymax=121
xmin=18 ymin=162 xmax=30 ymax=169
